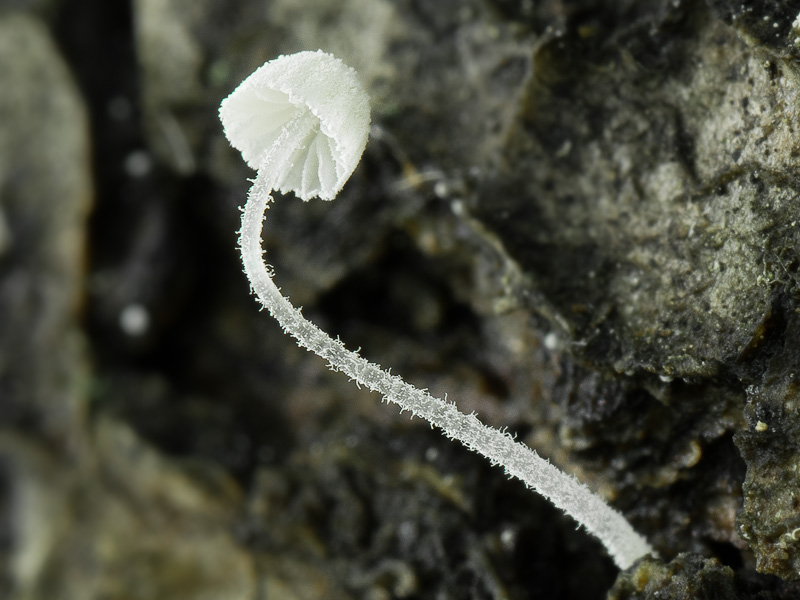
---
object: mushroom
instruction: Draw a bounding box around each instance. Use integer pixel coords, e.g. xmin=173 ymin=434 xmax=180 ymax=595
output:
xmin=219 ymin=50 xmax=653 ymax=570
xmin=219 ymin=50 xmax=369 ymax=201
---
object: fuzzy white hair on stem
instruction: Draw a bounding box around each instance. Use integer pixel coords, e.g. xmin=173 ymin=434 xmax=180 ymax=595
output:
xmin=219 ymin=49 xmax=654 ymax=570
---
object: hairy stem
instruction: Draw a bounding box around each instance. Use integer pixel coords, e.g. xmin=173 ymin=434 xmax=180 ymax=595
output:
xmin=239 ymin=173 xmax=654 ymax=570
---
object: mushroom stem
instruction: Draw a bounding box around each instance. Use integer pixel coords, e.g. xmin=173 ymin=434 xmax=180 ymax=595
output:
xmin=238 ymin=177 xmax=654 ymax=571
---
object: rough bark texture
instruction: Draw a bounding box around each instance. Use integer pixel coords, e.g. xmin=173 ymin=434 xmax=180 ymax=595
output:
xmin=3 ymin=0 xmax=800 ymax=598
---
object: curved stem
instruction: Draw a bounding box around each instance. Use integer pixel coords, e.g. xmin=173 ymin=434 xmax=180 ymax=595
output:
xmin=238 ymin=174 xmax=654 ymax=570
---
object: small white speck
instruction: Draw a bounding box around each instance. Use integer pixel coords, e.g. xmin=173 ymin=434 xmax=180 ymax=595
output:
xmin=434 ymin=181 xmax=449 ymax=198
xmin=124 ymin=151 xmax=153 ymax=178
xmin=119 ymin=303 xmax=150 ymax=336
xmin=500 ymin=527 xmax=517 ymax=550
xmin=544 ymin=332 xmax=559 ymax=350
xmin=425 ymin=446 xmax=439 ymax=462
xmin=398 ymin=521 xmax=417 ymax=547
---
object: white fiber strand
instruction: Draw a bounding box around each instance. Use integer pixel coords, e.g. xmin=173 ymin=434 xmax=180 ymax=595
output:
xmin=239 ymin=175 xmax=654 ymax=569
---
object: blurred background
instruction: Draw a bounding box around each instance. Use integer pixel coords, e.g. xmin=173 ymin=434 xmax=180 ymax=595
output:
xmin=3 ymin=0 xmax=800 ymax=598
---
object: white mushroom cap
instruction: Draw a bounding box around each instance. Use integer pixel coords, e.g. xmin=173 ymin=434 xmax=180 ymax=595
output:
xmin=219 ymin=50 xmax=371 ymax=201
